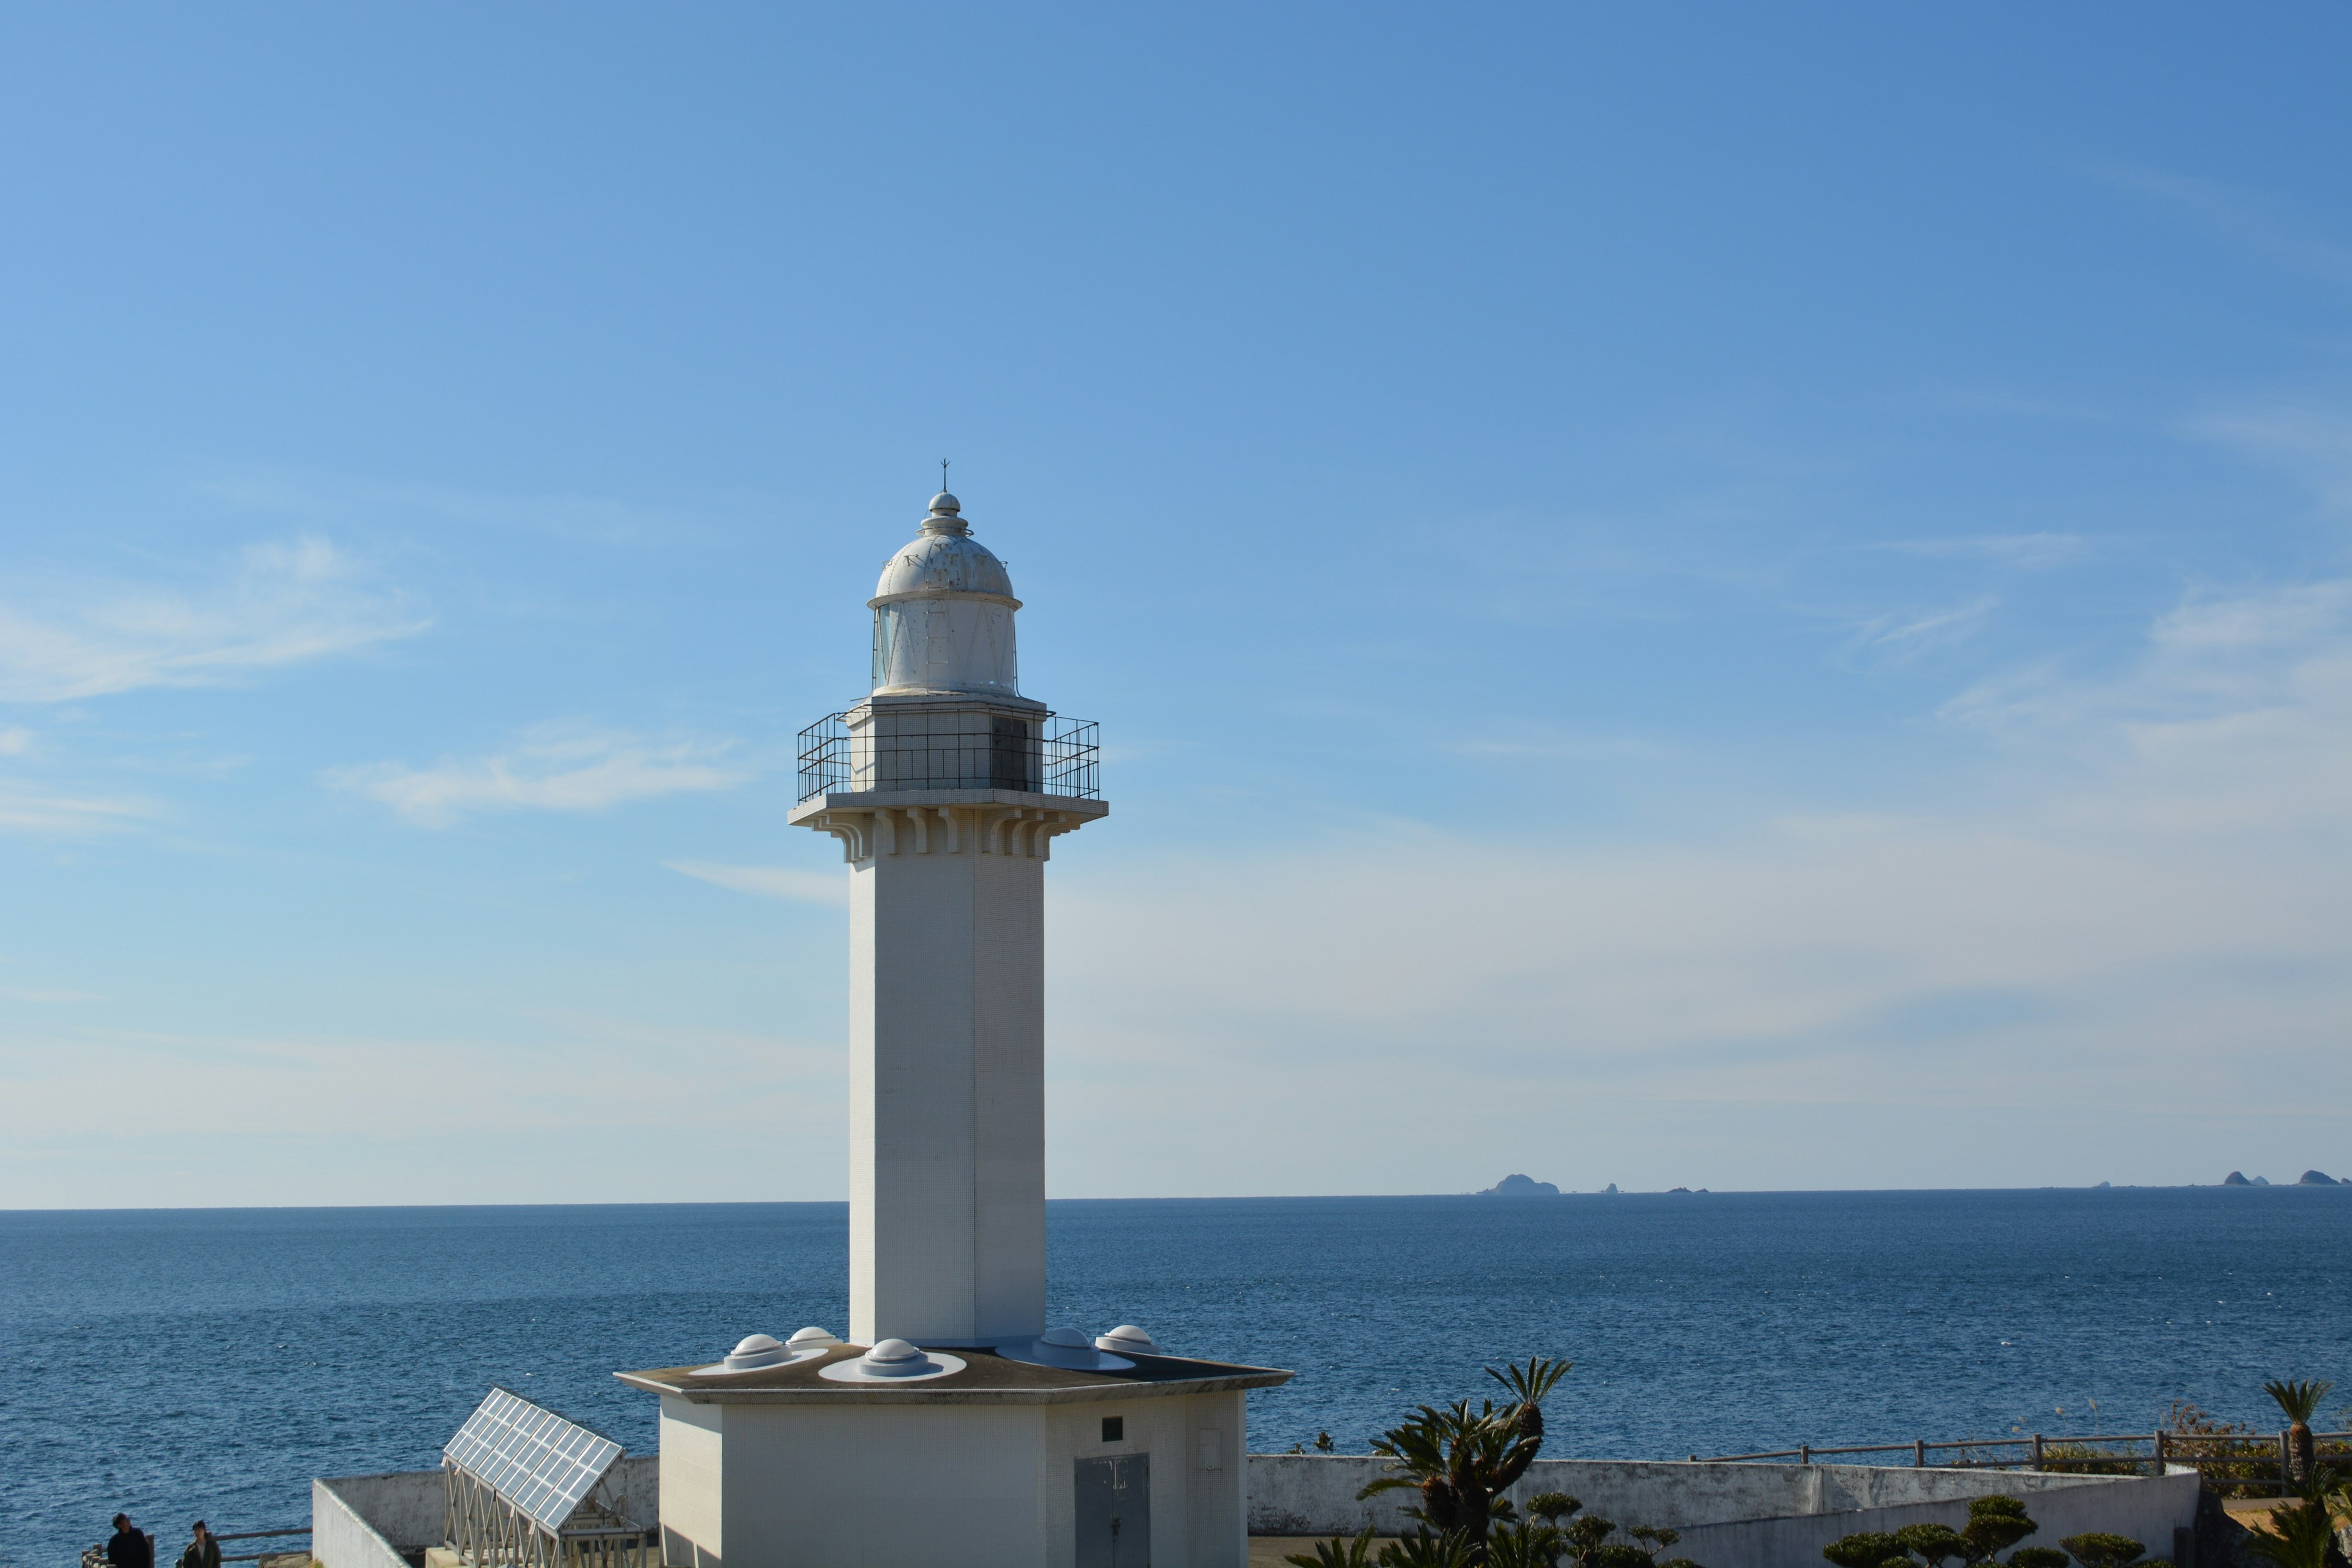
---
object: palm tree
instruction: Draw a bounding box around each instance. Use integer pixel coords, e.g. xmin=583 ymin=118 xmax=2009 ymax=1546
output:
xmin=1361 ymin=1357 xmax=1574 ymax=1557
xmin=2262 ymin=1379 xmax=2335 ymax=1490
xmin=1284 ymin=1528 xmax=1379 ymax=1568
xmin=2245 ymin=1500 xmax=2335 ymax=1568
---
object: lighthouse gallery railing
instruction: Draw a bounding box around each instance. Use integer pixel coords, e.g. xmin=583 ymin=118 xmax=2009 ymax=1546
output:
xmin=797 ymin=711 xmax=1099 ymax=804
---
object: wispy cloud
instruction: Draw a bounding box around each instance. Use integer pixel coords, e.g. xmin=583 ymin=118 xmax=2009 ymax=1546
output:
xmin=668 ymin=861 xmax=848 ymax=905
xmin=1038 ymin=571 xmax=2352 ymax=1191
xmin=1850 ymin=596 xmax=1999 ymax=665
xmin=329 ymin=725 xmax=750 ymax=827
xmin=0 ymin=782 xmax=154 ymax=836
xmin=1443 ymin=727 xmax=1673 ymax=762
xmin=0 ymin=1016 xmax=845 ymax=1205
xmin=0 ymin=728 xmax=30 ymax=756
xmin=202 ymin=467 xmax=685 ymax=546
xmin=2097 ymin=165 xmax=2352 ymax=288
xmin=2187 ymin=407 xmax=2352 ymax=514
xmin=2153 ymin=579 xmax=2352 ymax=654
xmin=0 ymin=984 xmax=101 ymax=1003
xmin=1869 ymin=533 xmax=2089 ymax=570
xmin=1942 ymin=576 xmax=2352 ymax=833
xmin=0 ymin=536 xmax=427 ymax=703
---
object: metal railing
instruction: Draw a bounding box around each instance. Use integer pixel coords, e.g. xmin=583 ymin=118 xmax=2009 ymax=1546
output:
xmin=214 ymin=1528 xmax=311 ymax=1564
xmin=796 ymin=711 xmax=1099 ymax=803
xmin=1692 ymin=1428 xmax=2352 ymax=1494
xmin=82 ymin=1527 xmax=312 ymax=1568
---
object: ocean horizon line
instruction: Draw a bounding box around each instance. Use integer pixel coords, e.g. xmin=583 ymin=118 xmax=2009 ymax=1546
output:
xmin=5 ymin=1180 xmax=2342 ymax=1215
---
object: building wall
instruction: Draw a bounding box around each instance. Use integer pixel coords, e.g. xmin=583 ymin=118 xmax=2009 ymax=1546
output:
xmin=314 ymin=1460 xmax=659 ymax=1568
xmin=1245 ymin=1455 xmax=2200 ymax=1568
xmin=1667 ymin=1475 xmax=2201 ymax=1568
xmin=325 ymin=1447 xmax=2193 ymax=1568
xmin=657 ymin=1398 xmax=725 ymax=1568
xmin=651 ymin=1394 xmax=1246 ymax=1568
xmin=314 ymin=1477 xmax=420 ymax=1568
xmin=1183 ymin=1392 xmax=1248 ymax=1567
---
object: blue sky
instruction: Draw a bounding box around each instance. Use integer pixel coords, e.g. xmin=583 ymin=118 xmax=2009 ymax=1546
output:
xmin=3 ymin=6 xmax=2348 ymax=1205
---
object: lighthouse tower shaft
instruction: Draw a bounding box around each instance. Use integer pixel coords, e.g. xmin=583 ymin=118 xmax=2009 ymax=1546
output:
xmin=788 ymin=490 xmax=1103 ymax=1346
xmin=839 ymin=792 xmax=1061 ymax=1343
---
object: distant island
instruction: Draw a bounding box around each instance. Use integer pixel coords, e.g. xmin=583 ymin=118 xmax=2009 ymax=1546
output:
xmin=1472 ymin=1175 xmax=1709 ymax=1195
xmin=1478 ymin=1174 xmax=1561 ymax=1196
xmin=2222 ymin=1170 xmax=2338 ymax=1186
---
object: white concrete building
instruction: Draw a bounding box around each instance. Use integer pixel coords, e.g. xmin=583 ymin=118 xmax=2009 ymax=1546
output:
xmin=620 ymin=489 xmax=1289 ymax=1568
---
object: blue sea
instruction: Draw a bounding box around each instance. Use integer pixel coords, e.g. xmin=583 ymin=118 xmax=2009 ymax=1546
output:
xmin=4 ymin=1189 xmax=2348 ymax=1566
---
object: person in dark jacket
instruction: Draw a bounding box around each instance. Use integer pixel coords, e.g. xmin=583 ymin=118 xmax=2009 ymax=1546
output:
xmin=178 ymin=1522 xmax=221 ymax=1568
xmin=107 ymin=1515 xmax=154 ymax=1568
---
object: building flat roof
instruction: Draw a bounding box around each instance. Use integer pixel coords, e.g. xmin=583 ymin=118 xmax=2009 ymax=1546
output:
xmin=616 ymin=1344 xmax=1293 ymax=1406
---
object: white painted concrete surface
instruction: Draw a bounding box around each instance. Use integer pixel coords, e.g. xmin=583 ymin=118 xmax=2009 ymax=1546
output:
xmin=656 ymin=1389 xmax=1246 ymax=1568
xmin=314 ymin=1477 xmax=415 ymax=1568
xmin=841 ymin=801 xmax=1054 ymax=1345
xmin=322 ymin=1452 xmax=2197 ymax=1568
xmin=312 ymin=1459 xmax=658 ymax=1568
xmin=1667 ymin=1472 xmax=2199 ymax=1568
xmin=1245 ymin=1456 xmax=2200 ymax=1568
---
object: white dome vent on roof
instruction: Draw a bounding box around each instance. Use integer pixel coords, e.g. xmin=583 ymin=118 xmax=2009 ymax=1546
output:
xmin=720 ymin=1333 xmax=786 ymax=1371
xmin=1000 ymin=1327 xmax=1136 ymax=1373
xmin=861 ymin=1338 xmax=930 ymax=1374
xmin=1095 ymin=1324 xmax=1159 ymax=1355
xmin=815 ymin=1337 xmax=967 ymax=1384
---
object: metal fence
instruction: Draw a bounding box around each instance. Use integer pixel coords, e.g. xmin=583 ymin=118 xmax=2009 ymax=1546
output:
xmin=796 ymin=710 xmax=1099 ymax=803
xmin=1694 ymin=1428 xmax=2352 ymax=1494
xmin=214 ymin=1528 xmax=311 ymax=1564
xmin=81 ymin=1526 xmax=312 ymax=1568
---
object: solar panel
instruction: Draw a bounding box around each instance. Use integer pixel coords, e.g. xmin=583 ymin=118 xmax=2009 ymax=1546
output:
xmin=444 ymin=1387 xmax=624 ymax=1534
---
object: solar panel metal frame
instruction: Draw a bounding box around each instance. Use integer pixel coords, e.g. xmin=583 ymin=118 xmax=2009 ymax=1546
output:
xmin=443 ymin=1387 xmax=625 ymax=1534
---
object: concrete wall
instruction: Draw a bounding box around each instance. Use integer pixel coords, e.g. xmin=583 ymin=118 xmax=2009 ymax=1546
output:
xmin=314 ymin=1477 xmax=426 ymax=1568
xmin=1668 ymin=1472 xmax=2199 ymax=1568
xmin=314 ymin=1458 xmax=658 ymax=1568
xmin=656 ymin=1391 xmax=1243 ymax=1568
xmin=325 ymin=1452 xmax=2195 ymax=1568
xmin=1245 ymin=1456 xmax=2200 ymax=1568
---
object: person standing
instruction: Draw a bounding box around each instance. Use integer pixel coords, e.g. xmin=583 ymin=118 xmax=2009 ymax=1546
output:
xmin=179 ymin=1522 xmax=221 ymax=1568
xmin=107 ymin=1514 xmax=154 ymax=1568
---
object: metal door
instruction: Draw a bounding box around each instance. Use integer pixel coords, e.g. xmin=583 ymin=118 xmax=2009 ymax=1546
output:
xmin=1074 ymin=1453 xmax=1150 ymax=1568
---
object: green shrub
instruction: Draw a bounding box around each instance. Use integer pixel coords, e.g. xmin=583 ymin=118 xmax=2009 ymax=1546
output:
xmin=1825 ymin=1494 xmax=2051 ymax=1568
xmin=2056 ymin=1532 xmax=2147 ymax=1568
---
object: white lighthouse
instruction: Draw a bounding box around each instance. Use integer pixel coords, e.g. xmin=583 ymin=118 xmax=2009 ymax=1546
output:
xmin=621 ymin=488 xmax=1288 ymax=1568
xmin=791 ymin=486 xmax=1107 ymax=1347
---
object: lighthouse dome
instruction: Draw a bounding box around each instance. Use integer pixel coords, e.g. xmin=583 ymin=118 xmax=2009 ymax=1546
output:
xmin=869 ymin=491 xmax=1023 ymax=696
xmin=872 ymin=494 xmax=1017 ymax=603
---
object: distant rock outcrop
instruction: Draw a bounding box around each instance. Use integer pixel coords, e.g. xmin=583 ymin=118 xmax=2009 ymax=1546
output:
xmin=2223 ymin=1171 xmax=2252 ymax=1186
xmin=1602 ymin=1182 xmax=1620 ymax=1194
xmin=2298 ymin=1170 xmax=2339 ymax=1186
xmin=1479 ymin=1174 xmax=1561 ymax=1197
